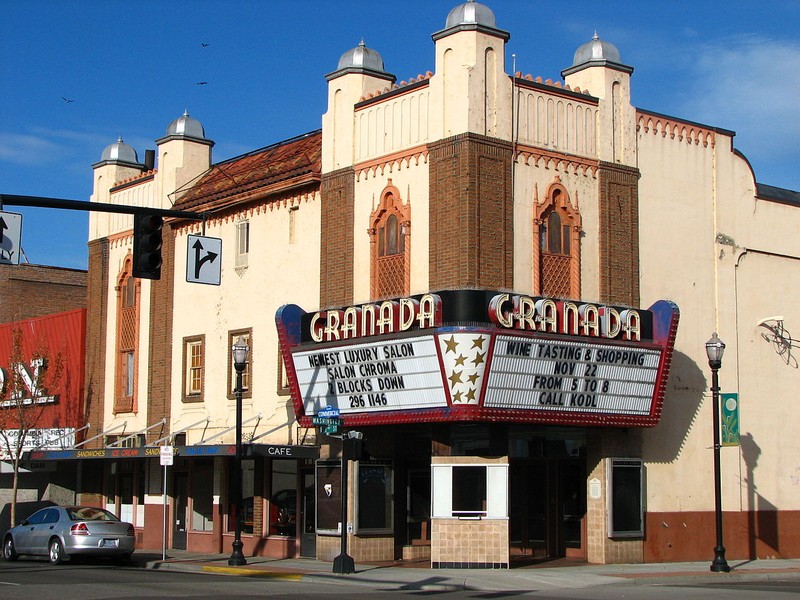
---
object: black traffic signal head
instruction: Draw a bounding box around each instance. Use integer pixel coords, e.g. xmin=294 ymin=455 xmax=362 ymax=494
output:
xmin=133 ymin=212 xmax=163 ymax=279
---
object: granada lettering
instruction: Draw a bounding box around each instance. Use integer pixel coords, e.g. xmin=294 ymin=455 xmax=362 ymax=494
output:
xmin=489 ymin=294 xmax=642 ymax=341
xmin=310 ymin=294 xmax=441 ymax=343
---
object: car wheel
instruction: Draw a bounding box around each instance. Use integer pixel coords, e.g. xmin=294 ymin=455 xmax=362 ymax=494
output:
xmin=2 ymin=536 xmax=18 ymax=561
xmin=48 ymin=538 xmax=65 ymax=565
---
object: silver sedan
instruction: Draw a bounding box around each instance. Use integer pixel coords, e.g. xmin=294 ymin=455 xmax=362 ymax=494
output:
xmin=2 ymin=505 xmax=135 ymax=564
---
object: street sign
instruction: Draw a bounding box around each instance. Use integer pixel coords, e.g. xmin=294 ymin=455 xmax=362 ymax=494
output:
xmin=160 ymin=445 xmax=174 ymax=466
xmin=311 ymin=417 xmax=344 ymax=426
xmin=317 ymin=405 xmax=340 ymax=418
xmin=186 ymin=234 xmax=222 ymax=285
xmin=313 ymin=407 xmax=343 ymax=435
xmin=0 ymin=210 xmax=22 ymax=265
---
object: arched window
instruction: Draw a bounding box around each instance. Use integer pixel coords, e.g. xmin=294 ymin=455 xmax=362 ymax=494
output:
xmin=533 ymin=179 xmax=582 ymax=298
xmin=114 ymin=254 xmax=140 ymax=414
xmin=370 ymin=180 xmax=411 ymax=299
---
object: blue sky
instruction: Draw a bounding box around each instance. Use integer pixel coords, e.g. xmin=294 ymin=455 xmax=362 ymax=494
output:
xmin=1 ymin=0 xmax=798 ymax=270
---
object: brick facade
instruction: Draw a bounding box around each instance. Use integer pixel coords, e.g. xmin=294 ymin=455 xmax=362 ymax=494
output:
xmin=429 ymin=133 xmax=514 ymax=290
xmin=146 ymin=222 xmax=175 ymax=438
xmin=319 ymin=168 xmax=355 ymax=308
xmin=84 ymin=239 xmax=108 ymax=448
xmin=597 ymin=163 xmax=640 ymax=307
xmin=0 ymin=263 xmax=87 ymax=324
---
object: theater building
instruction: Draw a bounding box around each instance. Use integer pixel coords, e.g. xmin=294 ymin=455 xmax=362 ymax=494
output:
xmin=35 ymin=1 xmax=798 ymax=565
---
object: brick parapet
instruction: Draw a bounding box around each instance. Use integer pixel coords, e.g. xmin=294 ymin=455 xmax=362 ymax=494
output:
xmin=0 ymin=264 xmax=87 ymax=324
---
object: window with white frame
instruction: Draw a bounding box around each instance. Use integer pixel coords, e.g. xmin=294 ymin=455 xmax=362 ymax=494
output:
xmin=183 ymin=335 xmax=204 ymax=401
xmin=235 ymin=220 xmax=250 ymax=269
xmin=431 ymin=463 xmax=508 ymax=519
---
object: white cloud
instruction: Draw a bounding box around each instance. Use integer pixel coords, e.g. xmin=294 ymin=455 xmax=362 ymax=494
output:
xmin=678 ymin=35 xmax=800 ymax=170
xmin=0 ymin=132 xmax=65 ymax=166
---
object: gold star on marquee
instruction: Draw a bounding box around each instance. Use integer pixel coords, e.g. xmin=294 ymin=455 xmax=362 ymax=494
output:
xmin=437 ymin=333 xmax=490 ymax=406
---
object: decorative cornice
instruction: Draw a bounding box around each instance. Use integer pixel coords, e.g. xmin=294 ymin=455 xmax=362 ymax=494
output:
xmin=515 ymin=145 xmax=598 ymax=178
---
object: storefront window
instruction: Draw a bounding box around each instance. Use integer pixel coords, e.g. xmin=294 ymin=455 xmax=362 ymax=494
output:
xmin=269 ymin=459 xmax=297 ymax=536
xmin=355 ymin=461 xmax=393 ymax=534
xmin=192 ymin=458 xmax=214 ymax=531
xmin=315 ymin=461 xmax=341 ymax=534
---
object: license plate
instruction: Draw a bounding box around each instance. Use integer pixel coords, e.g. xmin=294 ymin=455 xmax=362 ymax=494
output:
xmin=100 ymin=539 xmax=119 ymax=548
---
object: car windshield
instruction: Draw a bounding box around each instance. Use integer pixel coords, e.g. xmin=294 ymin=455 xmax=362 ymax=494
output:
xmin=67 ymin=507 xmax=120 ymax=522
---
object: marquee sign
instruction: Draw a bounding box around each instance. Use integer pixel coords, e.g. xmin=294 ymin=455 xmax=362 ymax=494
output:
xmin=276 ymin=289 xmax=679 ymax=428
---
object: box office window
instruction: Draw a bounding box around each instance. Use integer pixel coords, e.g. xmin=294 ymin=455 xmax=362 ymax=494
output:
xmin=354 ymin=461 xmax=393 ymax=534
xmin=607 ymin=458 xmax=644 ymax=538
xmin=431 ymin=464 xmax=508 ymax=519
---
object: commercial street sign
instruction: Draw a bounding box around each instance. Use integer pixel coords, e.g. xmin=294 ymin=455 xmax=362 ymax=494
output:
xmin=0 ymin=210 xmax=22 ymax=265
xmin=186 ymin=234 xmax=221 ymax=285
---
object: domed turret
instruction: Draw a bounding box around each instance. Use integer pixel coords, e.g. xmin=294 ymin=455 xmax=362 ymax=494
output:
xmin=433 ymin=0 xmax=508 ymax=42
xmin=445 ymin=0 xmax=496 ymax=29
xmin=326 ymin=40 xmax=394 ymax=82
xmin=572 ymin=32 xmax=622 ymax=67
xmin=99 ymin=137 xmax=140 ymax=165
xmin=562 ymin=32 xmax=633 ymax=78
xmin=166 ymin=110 xmax=206 ymax=139
xmin=338 ymin=40 xmax=384 ymax=72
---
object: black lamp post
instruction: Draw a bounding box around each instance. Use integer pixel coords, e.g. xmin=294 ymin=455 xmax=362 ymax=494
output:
xmin=706 ymin=332 xmax=730 ymax=573
xmin=332 ymin=430 xmax=362 ymax=574
xmin=228 ymin=336 xmax=249 ymax=566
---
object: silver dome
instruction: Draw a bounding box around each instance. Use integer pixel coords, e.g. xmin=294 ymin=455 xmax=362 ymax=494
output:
xmin=572 ymin=32 xmax=622 ymax=66
xmin=100 ymin=137 xmax=139 ymax=164
xmin=445 ymin=0 xmax=496 ymax=29
xmin=337 ymin=40 xmax=385 ymax=72
xmin=166 ymin=110 xmax=206 ymax=139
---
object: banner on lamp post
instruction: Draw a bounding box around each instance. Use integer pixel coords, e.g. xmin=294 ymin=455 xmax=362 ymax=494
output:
xmin=721 ymin=393 xmax=740 ymax=446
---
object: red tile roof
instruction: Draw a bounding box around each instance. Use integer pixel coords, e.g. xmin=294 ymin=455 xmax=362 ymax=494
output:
xmin=174 ymin=130 xmax=322 ymax=213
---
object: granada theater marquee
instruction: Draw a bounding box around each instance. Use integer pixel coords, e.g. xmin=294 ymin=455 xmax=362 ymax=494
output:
xmin=276 ymin=289 xmax=680 ymax=429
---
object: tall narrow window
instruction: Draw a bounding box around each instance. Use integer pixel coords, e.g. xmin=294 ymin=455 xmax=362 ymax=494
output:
xmin=114 ymin=256 xmax=139 ymax=414
xmin=183 ymin=335 xmax=205 ymax=402
xmin=235 ymin=220 xmax=250 ymax=269
xmin=533 ymin=178 xmax=582 ymax=298
xmin=369 ymin=180 xmax=411 ymax=299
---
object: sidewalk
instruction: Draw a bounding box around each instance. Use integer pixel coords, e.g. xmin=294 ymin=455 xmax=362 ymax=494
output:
xmin=135 ymin=551 xmax=800 ymax=593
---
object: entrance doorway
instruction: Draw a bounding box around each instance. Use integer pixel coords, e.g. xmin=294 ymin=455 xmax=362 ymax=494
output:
xmin=509 ymin=458 xmax=585 ymax=561
xmin=172 ymin=472 xmax=188 ymax=550
xmin=299 ymin=469 xmax=316 ymax=557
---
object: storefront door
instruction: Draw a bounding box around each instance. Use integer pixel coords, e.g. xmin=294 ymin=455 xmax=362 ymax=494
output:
xmin=172 ymin=472 xmax=188 ymax=550
xmin=299 ymin=469 xmax=316 ymax=557
xmin=509 ymin=459 xmax=585 ymax=561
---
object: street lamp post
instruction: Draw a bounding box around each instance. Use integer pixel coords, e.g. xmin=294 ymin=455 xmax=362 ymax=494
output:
xmin=228 ymin=336 xmax=249 ymax=566
xmin=332 ymin=430 xmax=362 ymax=574
xmin=706 ymin=332 xmax=730 ymax=573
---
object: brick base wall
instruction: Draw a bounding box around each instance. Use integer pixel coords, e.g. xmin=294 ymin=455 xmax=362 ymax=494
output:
xmin=431 ymin=518 xmax=509 ymax=568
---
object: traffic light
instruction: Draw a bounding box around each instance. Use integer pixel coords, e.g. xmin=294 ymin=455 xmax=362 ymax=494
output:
xmin=133 ymin=212 xmax=163 ymax=280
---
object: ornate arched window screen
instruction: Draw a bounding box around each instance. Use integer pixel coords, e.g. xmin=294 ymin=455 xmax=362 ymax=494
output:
xmin=533 ymin=177 xmax=582 ymax=298
xmin=369 ymin=180 xmax=411 ymax=299
xmin=114 ymin=253 xmax=140 ymax=414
